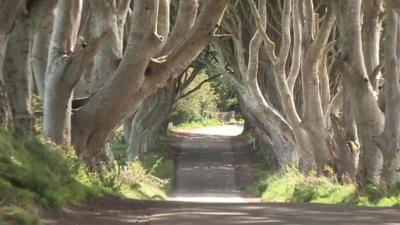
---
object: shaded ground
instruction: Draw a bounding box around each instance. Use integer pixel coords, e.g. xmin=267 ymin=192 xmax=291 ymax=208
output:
xmin=44 ymin=125 xmax=400 ymax=225
xmin=44 ymin=197 xmax=400 ymax=225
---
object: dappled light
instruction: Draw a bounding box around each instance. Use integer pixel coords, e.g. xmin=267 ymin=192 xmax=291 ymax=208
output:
xmin=2 ymin=0 xmax=400 ymax=224
xmin=44 ymin=198 xmax=400 ymax=225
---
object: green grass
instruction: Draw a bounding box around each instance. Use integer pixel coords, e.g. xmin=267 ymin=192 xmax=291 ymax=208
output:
xmin=111 ymin=137 xmax=175 ymax=200
xmin=226 ymin=118 xmax=245 ymax=125
xmin=250 ymin=167 xmax=400 ymax=207
xmin=0 ymin=130 xmax=175 ymax=225
xmin=0 ymin=131 xmax=102 ymax=225
xmin=171 ymin=118 xmax=224 ymax=129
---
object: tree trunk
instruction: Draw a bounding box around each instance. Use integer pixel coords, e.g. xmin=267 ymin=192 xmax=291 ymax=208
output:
xmin=239 ymin=96 xmax=299 ymax=169
xmin=43 ymin=0 xmax=83 ymax=145
xmin=362 ymin=0 xmax=383 ymax=92
xmin=71 ymin=0 xmax=229 ymax=169
xmin=31 ymin=0 xmax=56 ymax=99
xmin=0 ymin=0 xmax=25 ymax=129
xmin=334 ymin=0 xmax=385 ymax=184
xmin=3 ymin=16 xmax=34 ymax=135
xmin=380 ymin=1 xmax=400 ymax=185
xmin=127 ymin=84 xmax=175 ymax=160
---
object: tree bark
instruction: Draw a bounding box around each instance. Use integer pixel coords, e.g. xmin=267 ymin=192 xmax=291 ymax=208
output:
xmin=44 ymin=0 xmax=83 ymax=145
xmin=362 ymin=0 xmax=383 ymax=92
xmin=334 ymin=0 xmax=384 ymax=184
xmin=3 ymin=15 xmax=34 ymax=135
xmin=71 ymin=0 xmax=230 ymax=169
xmin=31 ymin=0 xmax=57 ymax=99
xmin=126 ymin=83 xmax=175 ymax=160
xmin=0 ymin=0 xmax=25 ymax=128
xmin=380 ymin=1 xmax=400 ymax=185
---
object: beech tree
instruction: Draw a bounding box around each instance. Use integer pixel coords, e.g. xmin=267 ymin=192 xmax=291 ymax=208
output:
xmin=216 ymin=0 xmax=337 ymax=173
xmin=41 ymin=0 xmax=230 ymax=168
xmin=2 ymin=0 xmax=400 ymax=186
xmin=0 ymin=0 xmax=26 ymax=128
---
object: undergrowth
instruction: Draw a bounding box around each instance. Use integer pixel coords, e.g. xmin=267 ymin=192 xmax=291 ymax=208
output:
xmin=0 ymin=130 xmax=174 ymax=225
xmin=250 ymin=167 xmax=400 ymax=207
xmin=111 ymin=136 xmax=174 ymax=199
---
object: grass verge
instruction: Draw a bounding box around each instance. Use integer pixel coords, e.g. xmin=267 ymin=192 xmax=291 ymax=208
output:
xmin=0 ymin=130 xmax=175 ymax=225
xmin=0 ymin=130 xmax=102 ymax=225
xmin=250 ymin=167 xmax=400 ymax=207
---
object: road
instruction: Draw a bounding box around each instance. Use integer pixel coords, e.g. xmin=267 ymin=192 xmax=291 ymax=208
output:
xmin=169 ymin=125 xmax=252 ymax=203
xmin=45 ymin=125 xmax=400 ymax=225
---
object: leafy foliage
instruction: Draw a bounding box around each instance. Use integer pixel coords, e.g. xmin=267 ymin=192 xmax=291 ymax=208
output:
xmin=171 ymin=72 xmax=219 ymax=125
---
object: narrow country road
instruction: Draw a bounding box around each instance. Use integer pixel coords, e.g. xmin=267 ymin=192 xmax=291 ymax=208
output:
xmin=169 ymin=125 xmax=254 ymax=203
xmin=45 ymin=126 xmax=400 ymax=225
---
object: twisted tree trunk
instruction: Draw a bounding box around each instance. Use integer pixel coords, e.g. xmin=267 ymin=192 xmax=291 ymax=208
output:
xmin=334 ymin=0 xmax=385 ymax=184
xmin=70 ymin=0 xmax=229 ymax=169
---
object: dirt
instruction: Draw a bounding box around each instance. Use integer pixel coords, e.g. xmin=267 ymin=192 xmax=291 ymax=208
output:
xmin=43 ymin=126 xmax=400 ymax=225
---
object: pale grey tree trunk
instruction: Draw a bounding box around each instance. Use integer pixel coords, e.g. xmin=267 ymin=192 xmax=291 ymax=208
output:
xmin=3 ymin=16 xmax=34 ymax=135
xmin=127 ymin=84 xmax=175 ymax=161
xmin=71 ymin=0 xmax=229 ymax=169
xmin=85 ymin=0 xmax=126 ymax=93
xmin=362 ymin=0 xmax=383 ymax=92
xmin=44 ymin=0 xmax=83 ymax=145
xmin=239 ymin=95 xmax=299 ymax=169
xmin=247 ymin=0 xmax=336 ymax=173
xmin=0 ymin=0 xmax=25 ymax=128
xmin=334 ymin=0 xmax=385 ymax=184
xmin=215 ymin=0 xmax=300 ymax=169
xmin=31 ymin=0 xmax=56 ymax=99
xmin=379 ymin=1 xmax=400 ymax=185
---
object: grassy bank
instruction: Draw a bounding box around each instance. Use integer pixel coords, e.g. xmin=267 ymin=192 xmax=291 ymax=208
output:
xmin=251 ymin=167 xmax=400 ymax=207
xmin=0 ymin=131 xmax=102 ymax=225
xmin=0 ymin=131 xmax=174 ymax=225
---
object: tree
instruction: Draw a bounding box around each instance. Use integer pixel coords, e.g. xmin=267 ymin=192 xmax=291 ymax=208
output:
xmin=41 ymin=0 xmax=230 ymax=168
xmin=0 ymin=0 xmax=25 ymax=128
xmin=333 ymin=0 xmax=385 ymax=184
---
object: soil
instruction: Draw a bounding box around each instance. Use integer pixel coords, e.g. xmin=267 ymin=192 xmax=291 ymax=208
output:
xmin=43 ymin=126 xmax=400 ymax=225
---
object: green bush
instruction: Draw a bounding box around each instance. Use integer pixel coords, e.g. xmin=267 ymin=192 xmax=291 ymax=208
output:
xmin=171 ymin=72 xmax=220 ymax=125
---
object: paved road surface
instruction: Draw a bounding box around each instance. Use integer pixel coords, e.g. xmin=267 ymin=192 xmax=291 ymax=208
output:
xmin=45 ymin=125 xmax=400 ymax=225
xmin=169 ymin=125 xmax=249 ymax=202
